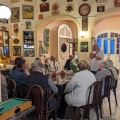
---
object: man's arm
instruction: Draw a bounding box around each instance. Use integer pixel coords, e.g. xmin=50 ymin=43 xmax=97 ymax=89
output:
xmin=48 ymin=77 xmax=58 ymax=92
xmin=94 ymin=55 xmax=102 ymax=60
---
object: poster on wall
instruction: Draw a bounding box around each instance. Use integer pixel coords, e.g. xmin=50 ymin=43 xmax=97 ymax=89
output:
xmin=11 ymin=7 xmax=20 ymax=22
xmin=13 ymin=46 xmax=21 ymax=56
xmin=22 ymin=5 xmax=34 ymax=19
xmin=95 ymin=0 xmax=107 ymax=4
xmin=26 ymin=21 xmax=31 ymax=29
xmin=13 ymin=24 xmax=18 ymax=33
xmin=44 ymin=29 xmax=49 ymax=54
xmin=80 ymin=42 xmax=88 ymax=52
xmin=24 ymin=48 xmax=35 ymax=57
xmin=114 ymin=0 xmax=120 ymax=7
xmin=40 ymin=3 xmax=49 ymax=12
xmin=82 ymin=18 xmax=88 ymax=31
xmin=11 ymin=0 xmax=20 ymax=3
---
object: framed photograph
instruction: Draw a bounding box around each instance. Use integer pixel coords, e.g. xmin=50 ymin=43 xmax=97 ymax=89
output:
xmin=13 ymin=24 xmax=18 ymax=33
xmin=26 ymin=21 xmax=31 ymax=29
xmin=97 ymin=6 xmax=105 ymax=12
xmin=24 ymin=48 xmax=35 ymax=57
xmin=82 ymin=18 xmax=88 ymax=31
xmin=80 ymin=42 xmax=88 ymax=52
xmin=67 ymin=0 xmax=73 ymax=2
xmin=114 ymin=0 xmax=120 ymax=7
xmin=22 ymin=5 xmax=34 ymax=19
xmin=0 ymin=47 xmax=3 ymax=54
xmin=38 ymin=14 xmax=43 ymax=20
xmin=40 ymin=3 xmax=49 ymax=12
xmin=11 ymin=0 xmax=20 ymax=3
xmin=24 ymin=0 xmax=32 ymax=1
xmin=13 ymin=46 xmax=21 ymax=56
xmin=95 ymin=0 xmax=107 ymax=4
xmin=11 ymin=7 xmax=20 ymax=22
xmin=3 ymin=46 xmax=9 ymax=56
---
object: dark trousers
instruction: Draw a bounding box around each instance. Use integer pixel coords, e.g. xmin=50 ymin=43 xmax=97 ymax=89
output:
xmin=91 ymin=71 xmax=97 ymax=75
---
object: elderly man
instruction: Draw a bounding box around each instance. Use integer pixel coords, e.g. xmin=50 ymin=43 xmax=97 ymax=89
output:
xmin=90 ymin=43 xmax=104 ymax=75
xmin=95 ymin=60 xmax=111 ymax=95
xmin=25 ymin=60 xmax=58 ymax=120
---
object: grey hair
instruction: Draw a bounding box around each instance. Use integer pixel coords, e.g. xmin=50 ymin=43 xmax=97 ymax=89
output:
xmin=78 ymin=60 xmax=90 ymax=71
xmin=107 ymin=60 xmax=113 ymax=67
xmin=31 ymin=60 xmax=44 ymax=71
xmin=99 ymin=60 xmax=109 ymax=69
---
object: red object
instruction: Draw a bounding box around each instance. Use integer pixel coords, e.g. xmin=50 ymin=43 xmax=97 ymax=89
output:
xmin=61 ymin=70 xmax=65 ymax=75
xmin=52 ymin=72 xmax=56 ymax=78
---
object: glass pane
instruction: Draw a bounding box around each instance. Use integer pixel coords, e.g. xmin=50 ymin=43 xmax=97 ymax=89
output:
xmin=110 ymin=32 xmax=114 ymax=37
xmin=117 ymin=38 xmax=120 ymax=43
xmin=116 ymin=49 xmax=119 ymax=54
xmin=117 ymin=44 xmax=119 ymax=48
xmin=101 ymin=34 xmax=103 ymax=38
xmin=97 ymin=35 xmax=101 ymax=38
xmin=97 ymin=38 xmax=102 ymax=49
xmin=103 ymin=33 xmax=108 ymax=38
xmin=104 ymin=40 xmax=108 ymax=54
xmin=115 ymin=33 xmax=118 ymax=37
xmin=110 ymin=40 xmax=114 ymax=54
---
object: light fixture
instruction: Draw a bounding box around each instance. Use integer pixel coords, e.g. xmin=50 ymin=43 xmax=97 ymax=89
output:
xmin=80 ymin=31 xmax=86 ymax=38
xmin=0 ymin=5 xmax=11 ymax=24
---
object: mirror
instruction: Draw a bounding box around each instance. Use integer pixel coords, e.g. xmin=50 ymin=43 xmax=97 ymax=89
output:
xmin=0 ymin=31 xmax=9 ymax=58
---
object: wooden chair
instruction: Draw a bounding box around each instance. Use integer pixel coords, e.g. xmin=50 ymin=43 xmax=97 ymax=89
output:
xmin=27 ymin=85 xmax=44 ymax=120
xmin=79 ymin=81 xmax=101 ymax=120
xmin=7 ymin=79 xmax=16 ymax=98
xmin=99 ymin=75 xmax=112 ymax=118
xmin=43 ymin=89 xmax=59 ymax=120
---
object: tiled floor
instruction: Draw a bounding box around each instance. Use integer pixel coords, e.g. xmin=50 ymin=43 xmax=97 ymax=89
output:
xmin=21 ymin=80 xmax=120 ymax=120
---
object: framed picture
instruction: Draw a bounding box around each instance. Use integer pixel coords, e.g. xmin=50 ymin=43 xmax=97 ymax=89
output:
xmin=22 ymin=5 xmax=34 ymax=19
xmin=3 ymin=46 xmax=9 ymax=56
xmin=26 ymin=21 xmax=31 ymax=29
xmin=11 ymin=7 xmax=20 ymax=22
xmin=114 ymin=0 xmax=120 ymax=7
xmin=67 ymin=0 xmax=73 ymax=2
xmin=80 ymin=42 xmax=88 ymax=52
xmin=24 ymin=0 xmax=32 ymax=1
xmin=24 ymin=48 xmax=35 ymax=57
xmin=82 ymin=18 xmax=88 ymax=31
xmin=13 ymin=24 xmax=18 ymax=33
xmin=95 ymin=0 xmax=107 ymax=4
xmin=97 ymin=6 xmax=105 ymax=12
xmin=0 ymin=47 xmax=3 ymax=54
xmin=13 ymin=46 xmax=21 ymax=56
xmin=11 ymin=0 xmax=20 ymax=3
xmin=40 ymin=3 xmax=49 ymax=12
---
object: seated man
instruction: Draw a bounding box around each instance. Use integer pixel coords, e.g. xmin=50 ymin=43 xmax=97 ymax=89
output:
xmin=1 ymin=74 xmax=8 ymax=102
xmin=48 ymin=56 xmax=60 ymax=72
xmin=95 ymin=60 xmax=111 ymax=95
xmin=10 ymin=59 xmax=29 ymax=97
xmin=64 ymin=55 xmax=73 ymax=70
xmin=25 ymin=60 xmax=58 ymax=119
xmin=107 ymin=60 xmax=119 ymax=87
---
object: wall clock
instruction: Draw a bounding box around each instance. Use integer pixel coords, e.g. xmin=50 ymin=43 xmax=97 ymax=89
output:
xmin=79 ymin=4 xmax=91 ymax=16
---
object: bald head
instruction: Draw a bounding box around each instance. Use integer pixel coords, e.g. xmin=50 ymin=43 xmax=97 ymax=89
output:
xmin=93 ymin=43 xmax=98 ymax=51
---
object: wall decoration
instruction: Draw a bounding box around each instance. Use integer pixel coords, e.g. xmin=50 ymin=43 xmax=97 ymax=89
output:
xmin=3 ymin=46 xmax=9 ymax=56
xmin=1 ymin=26 xmax=6 ymax=31
xmin=11 ymin=7 xmax=20 ymax=22
xmin=0 ymin=47 xmax=3 ymax=54
xmin=13 ymin=24 xmax=18 ymax=33
xmin=13 ymin=46 xmax=21 ymax=56
xmin=22 ymin=5 xmax=34 ymax=19
xmin=61 ymin=43 xmax=67 ymax=53
xmin=24 ymin=0 xmax=32 ymax=1
xmin=24 ymin=48 xmax=35 ymax=57
xmin=95 ymin=0 xmax=107 ymax=4
xmin=67 ymin=0 xmax=73 ymax=2
xmin=41 ymin=0 xmax=47 ymax=2
xmin=52 ymin=3 xmax=60 ymax=15
xmin=13 ymin=38 xmax=20 ymax=44
xmin=79 ymin=4 xmax=91 ymax=16
xmin=97 ymin=6 xmax=105 ymax=12
xmin=44 ymin=29 xmax=49 ymax=54
xmin=0 ymin=19 xmax=8 ymax=24
xmin=82 ymin=17 xmax=88 ymax=31
xmin=26 ymin=21 xmax=31 ymax=29
xmin=80 ymin=42 xmax=88 ymax=52
xmin=82 ymin=0 xmax=88 ymax=1
xmin=114 ymin=0 xmax=120 ymax=7
xmin=12 ymin=0 xmax=20 ymax=3
xmin=38 ymin=14 xmax=43 ymax=20
xmin=65 ymin=4 xmax=74 ymax=13
xmin=40 ymin=3 xmax=49 ymax=12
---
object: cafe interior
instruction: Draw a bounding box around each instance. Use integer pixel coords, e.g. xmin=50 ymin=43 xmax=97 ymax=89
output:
xmin=0 ymin=0 xmax=120 ymax=120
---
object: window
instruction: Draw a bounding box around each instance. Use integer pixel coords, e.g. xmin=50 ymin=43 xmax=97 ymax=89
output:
xmin=97 ymin=38 xmax=102 ymax=49
xmin=104 ymin=40 xmax=108 ymax=54
xmin=110 ymin=40 xmax=114 ymax=54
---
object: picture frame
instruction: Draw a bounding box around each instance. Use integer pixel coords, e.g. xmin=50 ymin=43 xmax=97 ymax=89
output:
xmin=13 ymin=24 xmax=18 ymax=33
xmin=3 ymin=46 xmax=9 ymax=56
xmin=80 ymin=42 xmax=88 ymax=52
xmin=95 ymin=0 xmax=107 ymax=4
xmin=13 ymin=46 xmax=21 ymax=56
xmin=67 ymin=0 xmax=73 ymax=2
xmin=97 ymin=6 xmax=105 ymax=12
xmin=24 ymin=48 xmax=35 ymax=57
xmin=26 ymin=21 xmax=31 ymax=29
xmin=11 ymin=7 xmax=20 ymax=22
xmin=22 ymin=5 xmax=34 ymax=19
xmin=40 ymin=3 xmax=49 ymax=12
xmin=11 ymin=0 xmax=20 ymax=3
xmin=114 ymin=0 xmax=120 ymax=7
xmin=82 ymin=17 xmax=88 ymax=31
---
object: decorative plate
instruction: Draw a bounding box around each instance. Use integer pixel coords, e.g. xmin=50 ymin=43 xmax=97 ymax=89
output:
xmin=61 ymin=43 xmax=67 ymax=53
xmin=5 ymin=39 xmax=9 ymax=45
xmin=79 ymin=4 xmax=91 ymax=16
xmin=13 ymin=38 xmax=20 ymax=44
xmin=66 ymin=4 xmax=74 ymax=13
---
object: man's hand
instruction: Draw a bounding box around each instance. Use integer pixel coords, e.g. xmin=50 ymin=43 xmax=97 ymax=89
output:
xmin=90 ymin=53 xmax=94 ymax=59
